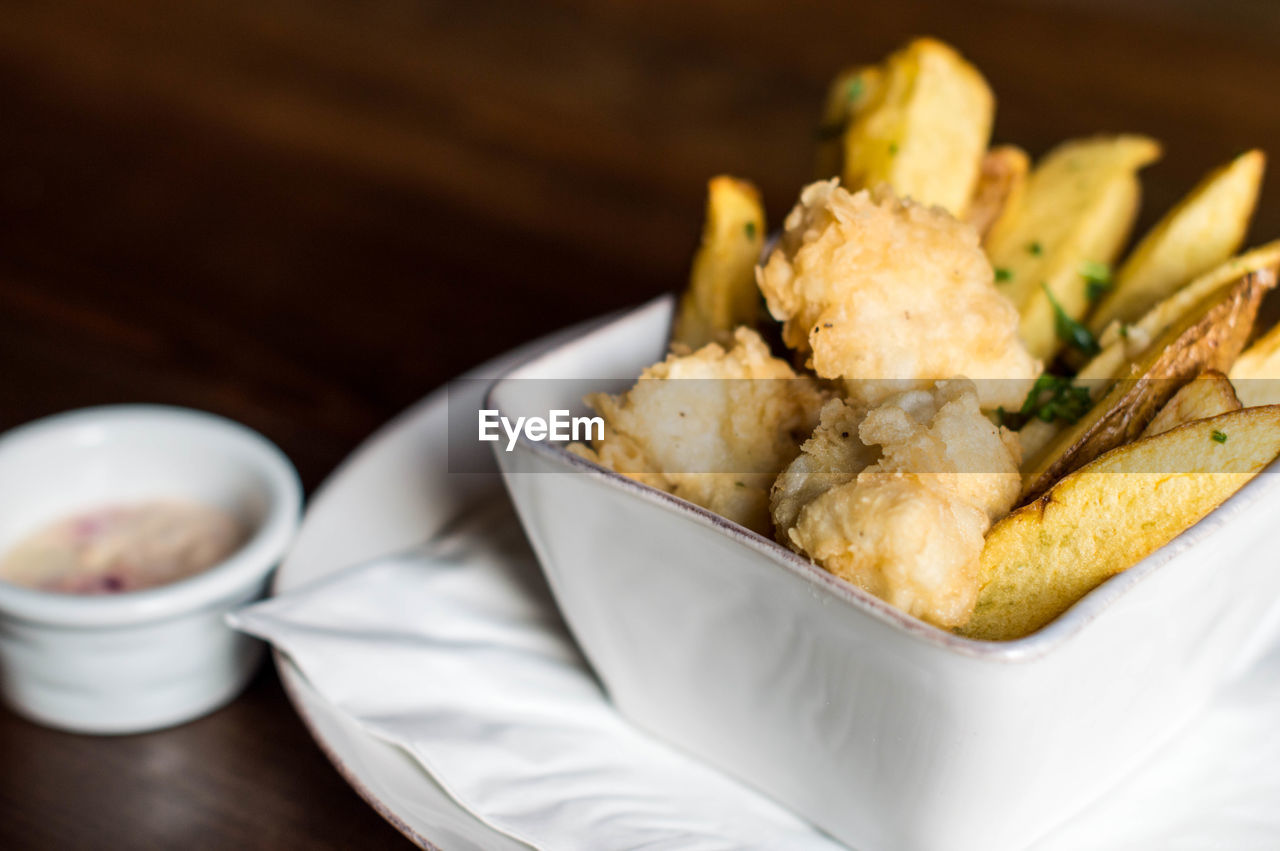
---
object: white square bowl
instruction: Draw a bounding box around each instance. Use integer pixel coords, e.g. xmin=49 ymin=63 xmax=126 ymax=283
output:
xmin=489 ymin=296 xmax=1280 ymax=851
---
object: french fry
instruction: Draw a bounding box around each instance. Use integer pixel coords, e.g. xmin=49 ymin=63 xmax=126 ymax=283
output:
xmin=840 ymin=38 xmax=993 ymax=216
xmin=963 ymin=406 xmax=1280 ymax=641
xmin=1142 ymin=370 xmax=1241 ymax=437
xmin=1020 ymin=268 xmax=1273 ymax=499
xmin=966 ymin=145 xmax=1029 ymax=244
xmin=1088 ymin=150 xmax=1265 ymax=334
xmin=987 ymin=135 xmax=1161 ymax=361
xmin=671 ymin=177 xmax=766 ymax=350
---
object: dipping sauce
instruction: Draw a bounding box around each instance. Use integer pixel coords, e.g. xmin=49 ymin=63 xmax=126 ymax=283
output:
xmin=0 ymin=500 xmax=246 ymax=594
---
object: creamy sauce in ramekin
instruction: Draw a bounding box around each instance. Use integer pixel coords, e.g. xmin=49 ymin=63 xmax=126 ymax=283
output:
xmin=0 ymin=500 xmax=246 ymax=594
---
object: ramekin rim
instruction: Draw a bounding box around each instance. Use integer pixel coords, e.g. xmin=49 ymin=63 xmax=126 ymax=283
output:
xmin=0 ymin=404 xmax=302 ymax=627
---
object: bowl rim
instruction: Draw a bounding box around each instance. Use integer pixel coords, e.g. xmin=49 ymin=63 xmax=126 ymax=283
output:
xmin=0 ymin=404 xmax=302 ymax=627
xmin=487 ymin=295 xmax=1280 ymax=662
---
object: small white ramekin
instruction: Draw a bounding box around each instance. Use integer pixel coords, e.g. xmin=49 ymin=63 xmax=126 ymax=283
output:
xmin=0 ymin=405 xmax=301 ymax=734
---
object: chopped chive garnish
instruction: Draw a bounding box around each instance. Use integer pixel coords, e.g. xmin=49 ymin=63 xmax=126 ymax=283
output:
xmin=744 ymin=221 xmax=756 ymax=240
xmin=1028 ymin=240 xmax=1043 ymax=256
xmin=994 ymin=267 xmax=1013 ymax=283
xmin=1042 ymin=282 xmax=1100 ymax=355
xmin=1212 ymin=430 xmax=1228 ymax=444
xmin=997 ymin=373 xmax=1093 ymax=429
xmin=1081 ymin=260 xmax=1113 ymax=301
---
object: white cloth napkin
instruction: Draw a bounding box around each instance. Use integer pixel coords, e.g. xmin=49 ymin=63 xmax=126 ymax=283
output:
xmin=231 ymin=502 xmax=1280 ymax=851
xmin=229 ymin=506 xmax=844 ymax=851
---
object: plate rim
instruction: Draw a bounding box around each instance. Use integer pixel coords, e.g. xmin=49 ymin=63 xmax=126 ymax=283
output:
xmin=269 ymin=319 xmax=604 ymax=850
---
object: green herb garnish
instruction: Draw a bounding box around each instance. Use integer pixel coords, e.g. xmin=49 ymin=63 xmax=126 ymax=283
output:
xmin=998 ymin=373 xmax=1093 ymax=429
xmin=888 ymin=141 xmax=899 ymax=156
xmin=1028 ymin=240 xmax=1043 ymax=256
xmin=745 ymin=221 xmax=757 ymax=240
xmin=994 ymin=267 xmax=1013 ymax=283
xmin=846 ymin=77 xmax=865 ymax=103
xmin=1042 ymin=282 xmax=1100 ymax=355
xmin=1081 ymin=260 xmax=1113 ymax=301
xmin=1212 ymin=430 xmax=1228 ymax=444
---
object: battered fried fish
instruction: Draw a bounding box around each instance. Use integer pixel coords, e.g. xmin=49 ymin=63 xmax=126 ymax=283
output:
xmin=574 ymin=327 xmax=826 ymax=536
xmin=757 ymin=180 xmax=1039 ymax=409
xmin=772 ymin=380 xmax=1020 ymax=628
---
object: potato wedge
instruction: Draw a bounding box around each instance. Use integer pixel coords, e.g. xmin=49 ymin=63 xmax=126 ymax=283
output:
xmin=1088 ymin=150 xmax=1265 ymax=334
xmin=1022 ymin=246 xmax=1280 ymax=468
xmin=815 ymin=65 xmax=882 ymax=179
xmin=1096 ymin=241 xmax=1280 ymax=355
xmin=840 ymin=38 xmax=992 ymax=216
xmin=987 ymin=136 xmax=1161 ymax=361
xmin=671 ymin=177 xmax=766 ymax=350
xmin=1230 ymin=320 xmax=1280 ymax=406
xmin=962 ymin=406 xmax=1280 ymax=641
xmin=1021 ymin=268 xmax=1273 ymax=499
xmin=1142 ymin=370 xmax=1241 ymax=437
xmin=965 ymin=145 xmax=1029 ymax=244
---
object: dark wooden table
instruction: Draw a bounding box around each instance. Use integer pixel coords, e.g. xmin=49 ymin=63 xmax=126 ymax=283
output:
xmin=4 ymin=1 xmax=1280 ymax=847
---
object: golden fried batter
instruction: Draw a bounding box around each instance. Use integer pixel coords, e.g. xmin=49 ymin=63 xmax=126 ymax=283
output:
xmin=574 ymin=327 xmax=826 ymax=535
xmin=773 ymin=380 xmax=1020 ymax=628
xmin=757 ymin=180 xmax=1039 ymax=409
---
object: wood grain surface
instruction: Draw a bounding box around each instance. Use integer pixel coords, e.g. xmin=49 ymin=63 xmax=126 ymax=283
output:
xmin=3 ymin=1 xmax=1280 ymax=847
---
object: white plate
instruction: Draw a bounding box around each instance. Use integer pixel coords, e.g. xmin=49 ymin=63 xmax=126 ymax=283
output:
xmin=270 ymin=321 xmax=597 ymax=851
xmin=272 ymin=319 xmax=1280 ymax=851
